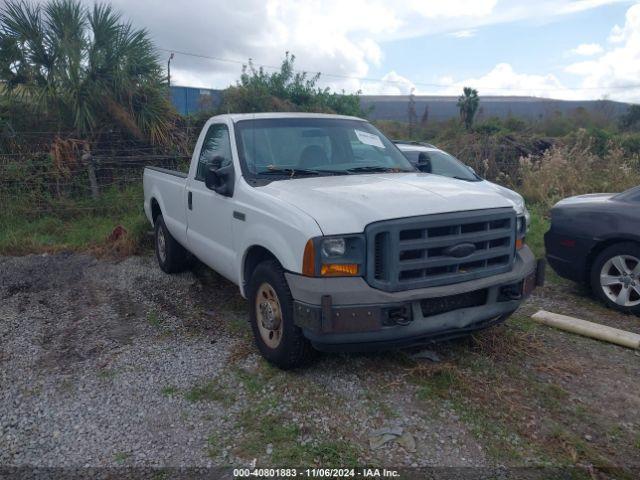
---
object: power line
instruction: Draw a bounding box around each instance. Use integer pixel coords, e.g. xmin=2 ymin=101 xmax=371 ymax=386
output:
xmin=157 ymin=47 xmax=640 ymax=93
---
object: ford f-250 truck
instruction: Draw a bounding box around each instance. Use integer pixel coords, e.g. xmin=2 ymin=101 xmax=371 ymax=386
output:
xmin=143 ymin=113 xmax=544 ymax=369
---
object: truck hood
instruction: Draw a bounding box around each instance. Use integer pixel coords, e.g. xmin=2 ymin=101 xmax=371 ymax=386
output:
xmin=258 ymin=172 xmax=516 ymax=235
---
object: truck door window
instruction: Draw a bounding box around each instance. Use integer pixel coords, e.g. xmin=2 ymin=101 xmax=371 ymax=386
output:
xmin=196 ymin=124 xmax=232 ymax=181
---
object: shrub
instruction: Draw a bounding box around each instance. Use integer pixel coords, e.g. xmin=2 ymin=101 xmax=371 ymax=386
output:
xmin=517 ymin=131 xmax=640 ymax=208
xmin=220 ymin=53 xmax=364 ymax=117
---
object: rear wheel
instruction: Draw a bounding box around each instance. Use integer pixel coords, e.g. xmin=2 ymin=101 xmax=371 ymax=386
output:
xmin=590 ymin=242 xmax=640 ymax=315
xmin=247 ymin=259 xmax=315 ymax=369
xmin=154 ymin=214 xmax=190 ymax=273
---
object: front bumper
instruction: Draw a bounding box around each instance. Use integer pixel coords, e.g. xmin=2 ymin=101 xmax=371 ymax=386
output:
xmin=286 ymin=246 xmax=543 ymax=351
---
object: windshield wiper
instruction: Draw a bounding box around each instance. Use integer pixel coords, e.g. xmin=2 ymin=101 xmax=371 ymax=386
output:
xmin=258 ymin=168 xmax=349 ymax=178
xmin=258 ymin=168 xmax=321 ymax=177
xmin=451 ymin=175 xmax=481 ymax=182
xmin=346 ymin=166 xmax=413 ymax=173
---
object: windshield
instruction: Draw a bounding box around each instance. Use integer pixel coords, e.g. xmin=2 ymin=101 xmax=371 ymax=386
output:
xmin=401 ymin=149 xmax=479 ymax=182
xmin=613 ymin=185 xmax=640 ymax=203
xmin=234 ymin=118 xmax=415 ymax=179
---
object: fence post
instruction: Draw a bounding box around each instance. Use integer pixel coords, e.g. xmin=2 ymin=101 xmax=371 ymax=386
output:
xmin=82 ymin=143 xmax=99 ymax=200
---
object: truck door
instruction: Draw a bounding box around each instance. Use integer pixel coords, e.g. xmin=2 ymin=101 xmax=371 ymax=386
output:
xmin=185 ymin=122 xmax=236 ymax=281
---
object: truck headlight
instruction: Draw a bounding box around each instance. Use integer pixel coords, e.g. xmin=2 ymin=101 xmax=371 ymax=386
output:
xmin=516 ymin=212 xmax=528 ymax=250
xmin=302 ymin=235 xmax=365 ymax=277
xmin=321 ymin=238 xmax=346 ymax=257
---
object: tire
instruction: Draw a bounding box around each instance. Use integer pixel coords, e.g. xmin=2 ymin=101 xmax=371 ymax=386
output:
xmin=590 ymin=242 xmax=640 ymax=315
xmin=247 ymin=259 xmax=315 ymax=369
xmin=154 ymin=214 xmax=190 ymax=274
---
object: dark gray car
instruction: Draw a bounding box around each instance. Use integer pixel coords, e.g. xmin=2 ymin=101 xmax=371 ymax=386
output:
xmin=545 ymin=185 xmax=640 ymax=314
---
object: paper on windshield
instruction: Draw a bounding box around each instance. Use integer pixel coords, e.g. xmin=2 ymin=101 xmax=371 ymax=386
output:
xmin=354 ymin=129 xmax=384 ymax=149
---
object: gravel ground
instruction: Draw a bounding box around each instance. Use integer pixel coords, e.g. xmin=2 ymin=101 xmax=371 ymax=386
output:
xmin=0 ymin=252 xmax=638 ymax=470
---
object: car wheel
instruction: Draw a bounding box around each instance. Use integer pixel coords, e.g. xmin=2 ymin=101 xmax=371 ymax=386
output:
xmin=247 ymin=259 xmax=315 ymax=369
xmin=590 ymin=242 xmax=640 ymax=315
xmin=154 ymin=214 xmax=189 ymax=273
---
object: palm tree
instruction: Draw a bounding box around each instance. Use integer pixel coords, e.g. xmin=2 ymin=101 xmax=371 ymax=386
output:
xmin=457 ymin=87 xmax=480 ymax=130
xmin=0 ymin=0 xmax=176 ymax=195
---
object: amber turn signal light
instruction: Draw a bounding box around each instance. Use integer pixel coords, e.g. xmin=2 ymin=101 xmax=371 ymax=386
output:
xmin=320 ymin=263 xmax=359 ymax=276
xmin=302 ymin=239 xmax=316 ymax=276
xmin=516 ymin=237 xmax=525 ymax=250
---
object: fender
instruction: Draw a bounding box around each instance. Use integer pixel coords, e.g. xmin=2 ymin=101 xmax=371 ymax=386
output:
xmin=237 ymin=223 xmax=313 ymax=298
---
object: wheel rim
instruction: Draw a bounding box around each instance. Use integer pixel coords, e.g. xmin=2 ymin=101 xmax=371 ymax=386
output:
xmin=157 ymin=226 xmax=167 ymax=263
xmin=255 ymin=282 xmax=283 ymax=349
xmin=599 ymin=254 xmax=640 ymax=307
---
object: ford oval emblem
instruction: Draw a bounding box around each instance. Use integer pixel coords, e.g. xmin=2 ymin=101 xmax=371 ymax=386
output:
xmin=444 ymin=242 xmax=476 ymax=258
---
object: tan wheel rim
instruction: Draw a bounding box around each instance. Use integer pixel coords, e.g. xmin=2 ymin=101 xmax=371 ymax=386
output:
xmin=157 ymin=226 xmax=166 ymax=263
xmin=255 ymin=282 xmax=283 ymax=349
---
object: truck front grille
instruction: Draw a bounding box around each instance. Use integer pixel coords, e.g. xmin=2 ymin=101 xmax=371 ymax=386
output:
xmin=365 ymin=208 xmax=516 ymax=292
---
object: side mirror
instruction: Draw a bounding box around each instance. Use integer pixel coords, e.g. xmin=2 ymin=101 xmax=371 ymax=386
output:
xmin=416 ymin=153 xmax=432 ymax=173
xmin=204 ymin=167 xmax=220 ymax=190
xmin=204 ymin=156 xmax=234 ymax=197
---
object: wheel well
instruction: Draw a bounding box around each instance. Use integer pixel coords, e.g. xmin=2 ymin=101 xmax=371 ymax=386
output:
xmin=151 ymin=198 xmax=161 ymax=224
xmin=243 ymin=246 xmax=279 ymax=289
xmin=585 ymin=238 xmax=640 ymax=281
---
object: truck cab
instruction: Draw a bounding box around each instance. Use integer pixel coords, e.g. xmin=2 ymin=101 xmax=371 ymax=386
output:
xmin=144 ymin=113 xmax=542 ymax=369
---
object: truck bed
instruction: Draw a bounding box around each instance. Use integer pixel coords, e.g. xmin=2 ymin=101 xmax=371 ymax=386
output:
xmin=143 ymin=166 xmax=189 ymax=246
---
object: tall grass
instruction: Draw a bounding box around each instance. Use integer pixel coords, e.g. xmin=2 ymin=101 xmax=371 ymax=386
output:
xmin=0 ymin=185 xmax=149 ymax=255
xmin=517 ymin=131 xmax=640 ymax=208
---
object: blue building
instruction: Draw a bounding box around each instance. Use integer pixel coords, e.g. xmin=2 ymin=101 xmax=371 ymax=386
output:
xmin=170 ymin=86 xmax=222 ymax=116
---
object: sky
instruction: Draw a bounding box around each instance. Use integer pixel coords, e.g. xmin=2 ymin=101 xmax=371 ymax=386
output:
xmin=75 ymin=0 xmax=640 ymax=102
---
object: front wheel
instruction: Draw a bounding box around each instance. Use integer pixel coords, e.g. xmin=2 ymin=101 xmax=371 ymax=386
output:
xmin=247 ymin=260 xmax=315 ymax=369
xmin=590 ymin=242 xmax=640 ymax=315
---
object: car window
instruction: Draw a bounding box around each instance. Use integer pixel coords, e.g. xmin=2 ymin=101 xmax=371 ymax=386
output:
xmin=235 ymin=118 xmax=413 ymax=177
xmin=401 ymin=149 xmax=478 ymax=181
xmin=196 ymin=123 xmax=232 ymax=181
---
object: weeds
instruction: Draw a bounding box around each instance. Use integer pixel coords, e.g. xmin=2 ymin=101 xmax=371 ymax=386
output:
xmin=184 ymin=379 xmax=232 ymax=405
xmin=518 ymin=131 xmax=640 ymax=208
xmin=161 ymin=386 xmax=178 ymax=397
xmin=0 ymin=185 xmax=150 ymax=256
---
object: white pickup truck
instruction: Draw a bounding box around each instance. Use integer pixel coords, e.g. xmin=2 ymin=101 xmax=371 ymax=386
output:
xmin=143 ymin=113 xmax=543 ymax=369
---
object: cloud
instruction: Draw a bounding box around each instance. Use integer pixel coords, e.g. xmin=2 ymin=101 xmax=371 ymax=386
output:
xmin=448 ymin=29 xmax=477 ymax=38
xmin=436 ymin=63 xmax=576 ymax=98
xmin=565 ymin=3 xmax=640 ymax=102
xmin=568 ymin=42 xmax=604 ymax=56
xmin=361 ymin=71 xmax=416 ymax=95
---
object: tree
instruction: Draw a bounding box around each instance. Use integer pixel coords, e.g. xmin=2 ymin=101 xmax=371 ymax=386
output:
xmin=619 ymin=104 xmax=640 ymax=131
xmin=407 ymin=88 xmax=417 ymax=137
xmin=0 ymin=0 xmax=176 ymax=186
xmin=456 ymin=87 xmax=480 ymax=130
xmin=220 ymin=52 xmax=364 ymax=117
xmin=420 ymin=105 xmax=429 ymax=127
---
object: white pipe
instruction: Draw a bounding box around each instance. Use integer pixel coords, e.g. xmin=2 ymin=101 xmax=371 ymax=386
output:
xmin=531 ymin=310 xmax=640 ymax=350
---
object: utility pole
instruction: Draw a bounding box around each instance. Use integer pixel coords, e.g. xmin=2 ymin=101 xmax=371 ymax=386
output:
xmin=167 ymin=52 xmax=174 ymax=88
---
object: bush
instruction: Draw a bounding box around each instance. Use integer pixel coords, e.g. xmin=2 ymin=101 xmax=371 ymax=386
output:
xmin=220 ymin=53 xmax=364 ymax=117
xmin=517 ymin=131 xmax=640 ymax=208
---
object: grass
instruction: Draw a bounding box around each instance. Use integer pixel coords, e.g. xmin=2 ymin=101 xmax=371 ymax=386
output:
xmin=0 ymin=185 xmax=150 ymax=256
xmin=161 ymin=386 xmax=178 ymax=396
xmin=525 ymin=205 xmax=548 ymax=259
xmin=97 ymin=368 xmax=118 ymax=380
xmin=184 ymin=379 xmax=232 ymax=405
xmin=236 ymin=399 xmax=359 ymax=466
xmin=147 ymin=310 xmax=162 ymax=328
xmin=113 ymin=451 xmax=130 ymax=463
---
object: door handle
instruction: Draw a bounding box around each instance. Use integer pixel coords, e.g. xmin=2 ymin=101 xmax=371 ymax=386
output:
xmin=188 ymin=191 xmax=193 ymax=210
